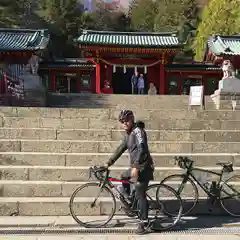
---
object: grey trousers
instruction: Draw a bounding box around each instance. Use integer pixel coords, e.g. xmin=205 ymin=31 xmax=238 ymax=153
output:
xmin=121 ymin=168 xmax=149 ymax=220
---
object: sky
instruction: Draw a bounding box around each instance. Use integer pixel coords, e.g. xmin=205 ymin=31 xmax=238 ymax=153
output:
xmin=80 ymin=0 xmax=131 ymax=11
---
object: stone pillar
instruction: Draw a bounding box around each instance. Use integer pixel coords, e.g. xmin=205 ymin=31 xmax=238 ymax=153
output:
xmin=20 ymin=55 xmax=47 ymax=106
xmin=211 ymin=76 xmax=240 ymax=110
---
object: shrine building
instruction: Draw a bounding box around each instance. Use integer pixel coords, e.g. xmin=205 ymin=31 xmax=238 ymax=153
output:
xmin=1 ymin=28 xmax=240 ymax=97
xmin=204 ymin=35 xmax=240 ymax=69
xmin=0 ymin=28 xmax=49 ymax=94
xmin=41 ymin=30 xmax=224 ymax=95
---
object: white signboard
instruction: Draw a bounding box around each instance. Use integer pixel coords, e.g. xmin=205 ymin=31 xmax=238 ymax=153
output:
xmin=189 ymin=86 xmax=204 ymax=106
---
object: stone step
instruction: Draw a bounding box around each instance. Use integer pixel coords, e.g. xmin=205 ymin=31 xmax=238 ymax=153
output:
xmin=0 ymin=166 xmax=238 ymax=181
xmin=1 ymin=180 xmax=239 ymax=198
xmin=2 ymin=117 xmax=240 ymax=130
xmin=47 ymin=93 xmax=238 ymax=110
xmin=46 ymin=94 xmax=192 ymax=109
xmin=0 ymin=152 xmax=238 ymax=167
xmin=2 ymin=128 xmax=240 ymax=142
xmin=2 ymin=107 xmax=240 ymax=121
xmin=2 ymin=139 xmax=240 ymax=153
xmin=0 ymin=196 xmax=238 ymax=216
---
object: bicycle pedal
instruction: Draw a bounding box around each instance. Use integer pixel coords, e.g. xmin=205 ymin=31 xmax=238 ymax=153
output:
xmin=208 ymin=208 xmax=213 ymax=213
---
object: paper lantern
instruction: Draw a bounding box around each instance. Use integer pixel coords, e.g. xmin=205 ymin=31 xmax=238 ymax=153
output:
xmin=144 ymin=66 xmax=147 ymax=74
xmin=123 ymin=65 xmax=126 ymax=73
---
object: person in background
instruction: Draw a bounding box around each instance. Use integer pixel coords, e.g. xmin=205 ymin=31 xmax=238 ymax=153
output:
xmin=131 ymin=72 xmax=138 ymax=94
xmin=138 ymin=74 xmax=145 ymax=94
xmin=148 ymin=82 xmax=157 ymax=95
xmin=101 ymin=80 xmax=113 ymax=94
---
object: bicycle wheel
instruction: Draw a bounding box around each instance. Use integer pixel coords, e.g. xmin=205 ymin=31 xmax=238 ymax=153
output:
xmin=146 ymin=183 xmax=183 ymax=231
xmin=159 ymin=174 xmax=199 ymax=216
xmin=69 ymin=182 xmax=116 ymax=228
xmin=220 ymin=174 xmax=240 ymax=217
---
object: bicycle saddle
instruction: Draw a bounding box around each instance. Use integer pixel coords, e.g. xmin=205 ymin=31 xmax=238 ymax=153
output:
xmin=216 ymin=161 xmax=232 ymax=167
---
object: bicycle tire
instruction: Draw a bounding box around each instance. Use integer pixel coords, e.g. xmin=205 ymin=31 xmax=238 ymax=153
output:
xmin=69 ymin=182 xmax=116 ymax=228
xmin=220 ymin=174 xmax=240 ymax=217
xmin=146 ymin=183 xmax=183 ymax=231
xmin=159 ymin=174 xmax=199 ymax=216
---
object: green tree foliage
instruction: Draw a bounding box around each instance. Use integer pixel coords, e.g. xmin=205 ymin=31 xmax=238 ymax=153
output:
xmin=38 ymin=0 xmax=83 ymax=38
xmin=194 ymin=0 xmax=240 ymax=61
xmin=154 ymin=0 xmax=198 ymax=32
xmin=130 ymin=0 xmax=159 ymax=32
xmin=0 ymin=0 xmax=28 ymax=27
xmin=87 ymin=1 xmax=130 ymax=31
xmin=38 ymin=0 xmax=84 ymax=57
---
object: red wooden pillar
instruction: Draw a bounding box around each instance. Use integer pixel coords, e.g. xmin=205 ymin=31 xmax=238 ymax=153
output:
xmin=159 ymin=57 xmax=165 ymax=94
xmin=50 ymin=71 xmax=56 ymax=92
xmin=96 ymin=63 xmax=101 ymax=94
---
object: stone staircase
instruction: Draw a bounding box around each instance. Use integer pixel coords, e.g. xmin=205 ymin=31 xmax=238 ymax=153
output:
xmin=47 ymin=93 xmax=236 ymax=109
xmin=0 ymin=96 xmax=240 ymax=217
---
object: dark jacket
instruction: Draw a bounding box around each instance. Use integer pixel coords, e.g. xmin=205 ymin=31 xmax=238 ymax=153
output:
xmin=107 ymin=121 xmax=154 ymax=181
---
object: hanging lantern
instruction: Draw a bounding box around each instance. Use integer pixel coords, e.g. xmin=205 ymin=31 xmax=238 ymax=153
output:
xmin=123 ymin=65 xmax=126 ymax=73
xmin=113 ymin=65 xmax=116 ymax=73
xmin=144 ymin=66 xmax=147 ymax=74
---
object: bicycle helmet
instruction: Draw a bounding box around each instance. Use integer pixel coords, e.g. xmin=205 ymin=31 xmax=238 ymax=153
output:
xmin=118 ymin=109 xmax=134 ymax=122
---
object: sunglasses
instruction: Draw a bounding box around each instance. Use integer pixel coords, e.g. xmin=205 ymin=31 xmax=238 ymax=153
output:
xmin=120 ymin=118 xmax=132 ymax=124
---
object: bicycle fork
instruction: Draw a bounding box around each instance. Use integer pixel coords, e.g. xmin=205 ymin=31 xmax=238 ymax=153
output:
xmin=90 ymin=183 xmax=104 ymax=208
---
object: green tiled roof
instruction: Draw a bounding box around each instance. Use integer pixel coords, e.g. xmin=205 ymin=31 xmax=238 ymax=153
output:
xmin=39 ymin=58 xmax=95 ymax=69
xmin=208 ymin=35 xmax=240 ymax=56
xmin=165 ymin=63 xmax=221 ymax=71
xmin=78 ymin=30 xmax=182 ymax=48
xmin=0 ymin=28 xmax=49 ymax=51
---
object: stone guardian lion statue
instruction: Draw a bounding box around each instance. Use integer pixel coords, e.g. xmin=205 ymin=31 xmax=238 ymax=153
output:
xmin=221 ymin=60 xmax=235 ymax=79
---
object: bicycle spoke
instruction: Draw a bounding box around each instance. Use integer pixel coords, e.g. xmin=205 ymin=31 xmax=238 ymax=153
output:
xmin=220 ymin=174 xmax=240 ymax=217
xmin=147 ymin=184 xmax=183 ymax=231
xmin=70 ymin=182 xmax=116 ymax=228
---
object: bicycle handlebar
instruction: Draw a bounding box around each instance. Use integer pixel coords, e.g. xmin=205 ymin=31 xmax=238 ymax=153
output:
xmin=174 ymin=156 xmax=194 ymax=169
xmin=89 ymin=165 xmax=110 ymax=181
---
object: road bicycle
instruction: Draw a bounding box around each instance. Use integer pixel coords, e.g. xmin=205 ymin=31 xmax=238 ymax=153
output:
xmin=69 ymin=165 xmax=183 ymax=232
xmin=159 ymin=156 xmax=240 ymax=216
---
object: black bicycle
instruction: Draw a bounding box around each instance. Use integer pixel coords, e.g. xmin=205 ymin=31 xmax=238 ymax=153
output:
xmin=69 ymin=165 xmax=183 ymax=231
xmin=159 ymin=156 xmax=240 ymax=216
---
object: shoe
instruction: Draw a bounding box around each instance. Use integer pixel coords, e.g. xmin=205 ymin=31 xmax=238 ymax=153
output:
xmin=135 ymin=222 xmax=146 ymax=235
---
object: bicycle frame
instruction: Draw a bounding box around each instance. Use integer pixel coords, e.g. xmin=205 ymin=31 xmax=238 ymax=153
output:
xmin=90 ymin=167 xmax=140 ymax=211
xmin=179 ymin=165 xmax=237 ymax=200
xmin=90 ymin=167 xmax=155 ymax=213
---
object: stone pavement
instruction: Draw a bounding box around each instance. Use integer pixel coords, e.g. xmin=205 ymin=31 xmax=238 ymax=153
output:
xmin=0 ymin=234 xmax=239 ymax=240
xmin=0 ymin=215 xmax=240 ymax=229
xmin=0 ymin=216 xmax=239 ymax=238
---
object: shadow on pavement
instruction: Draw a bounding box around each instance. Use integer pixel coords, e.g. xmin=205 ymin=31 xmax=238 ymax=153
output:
xmin=109 ymin=215 xmax=240 ymax=232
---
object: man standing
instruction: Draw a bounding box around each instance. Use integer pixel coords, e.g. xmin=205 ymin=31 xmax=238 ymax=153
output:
xmin=104 ymin=110 xmax=154 ymax=234
xmin=131 ymin=72 xmax=138 ymax=94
